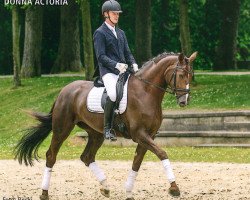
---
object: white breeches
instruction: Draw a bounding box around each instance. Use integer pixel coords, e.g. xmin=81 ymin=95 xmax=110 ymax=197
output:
xmin=102 ymin=73 xmax=119 ymax=102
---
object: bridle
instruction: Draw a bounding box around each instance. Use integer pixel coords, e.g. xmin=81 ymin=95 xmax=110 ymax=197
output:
xmin=134 ymin=61 xmax=193 ymax=98
xmin=167 ymin=62 xmax=193 ymax=98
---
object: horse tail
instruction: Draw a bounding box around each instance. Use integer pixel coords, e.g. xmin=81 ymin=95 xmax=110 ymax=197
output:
xmin=14 ymin=102 xmax=55 ymax=166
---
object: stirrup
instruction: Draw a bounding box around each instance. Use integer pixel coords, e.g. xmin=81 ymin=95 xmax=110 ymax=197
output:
xmin=104 ymin=129 xmax=117 ymax=141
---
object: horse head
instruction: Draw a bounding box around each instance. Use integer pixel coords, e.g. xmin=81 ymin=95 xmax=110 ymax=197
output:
xmin=164 ymin=52 xmax=197 ymax=107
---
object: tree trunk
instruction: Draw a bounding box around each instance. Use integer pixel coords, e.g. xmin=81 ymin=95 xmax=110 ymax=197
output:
xmin=81 ymin=0 xmax=94 ymax=80
xmin=12 ymin=6 xmax=21 ymax=87
xmin=135 ymin=0 xmax=152 ymax=66
xmin=21 ymin=6 xmax=43 ymax=78
xmin=179 ymin=0 xmax=192 ymax=56
xmin=51 ymin=1 xmax=82 ymax=73
xmin=179 ymin=0 xmax=195 ymax=81
xmin=214 ymin=0 xmax=241 ymax=70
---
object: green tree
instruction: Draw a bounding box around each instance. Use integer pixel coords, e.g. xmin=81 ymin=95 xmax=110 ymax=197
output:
xmin=179 ymin=0 xmax=192 ymax=56
xmin=51 ymin=1 xmax=82 ymax=73
xmin=192 ymin=0 xmax=221 ymax=69
xmin=214 ymin=0 xmax=241 ymax=70
xmin=12 ymin=6 xmax=21 ymax=87
xmin=81 ymin=0 xmax=94 ymax=80
xmin=135 ymin=0 xmax=152 ymax=66
xmin=237 ymin=0 xmax=250 ymax=62
xmin=1 ymin=0 xmax=250 ymax=74
xmin=152 ymin=0 xmax=182 ymax=57
xmin=0 ymin=2 xmax=13 ymax=75
xmin=21 ymin=6 xmax=43 ymax=78
xmin=41 ymin=7 xmax=60 ymax=74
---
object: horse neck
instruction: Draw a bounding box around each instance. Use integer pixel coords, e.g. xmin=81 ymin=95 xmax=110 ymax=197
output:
xmin=135 ymin=56 xmax=177 ymax=104
xmin=138 ymin=56 xmax=177 ymax=89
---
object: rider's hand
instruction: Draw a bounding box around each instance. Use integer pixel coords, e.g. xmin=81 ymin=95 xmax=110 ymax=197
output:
xmin=115 ymin=63 xmax=128 ymax=74
xmin=132 ymin=63 xmax=139 ymax=72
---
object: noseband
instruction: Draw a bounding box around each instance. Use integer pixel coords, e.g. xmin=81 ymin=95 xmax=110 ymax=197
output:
xmin=135 ymin=62 xmax=193 ymax=98
xmin=167 ymin=63 xmax=193 ymax=98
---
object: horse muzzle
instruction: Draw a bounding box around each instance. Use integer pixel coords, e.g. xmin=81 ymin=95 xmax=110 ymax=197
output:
xmin=177 ymin=92 xmax=190 ymax=107
xmin=178 ymin=95 xmax=187 ymax=107
xmin=177 ymin=84 xmax=190 ymax=107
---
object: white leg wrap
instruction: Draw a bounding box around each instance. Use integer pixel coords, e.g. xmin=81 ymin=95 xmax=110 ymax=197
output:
xmin=126 ymin=191 xmax=133 ymax=199
xmin=89 ymin=162 xmax=106 ymax=183
xmin=41 ymin=167 xmax=52 ymax=190
xmin=162 ymin=159 xmax=176 ymax=183
xmin=125 ymin=169 xmax=138 ymax=195
xmin=186 ymin=84 xmax=190 ymax=103
xmin=100 ymin=179 xmax=109 ymax=190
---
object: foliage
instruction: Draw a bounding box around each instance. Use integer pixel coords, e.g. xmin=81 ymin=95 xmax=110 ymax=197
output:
xmin=151 ymin=0 xmax=180 ymax=55
xmin=0 ymin=1 xmax=12 ymax=75
xmin=237 ymin=0 xmax=250 ymax=61
xmin=41 ymin=6 xmax=60 ymax=74
xmin=189 ymin=0 xmax=221 ymax=70
xmin=0 ymin=1 xmax=250 ymax=74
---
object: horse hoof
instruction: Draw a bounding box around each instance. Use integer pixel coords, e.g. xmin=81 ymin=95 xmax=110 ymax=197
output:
xmin=169 ymin=186 xmax=180 ymax=197
xmin=100 ymin=188 xmax=110 ymax=198
xmin=40 ymin=194 xmax=49 ymax=200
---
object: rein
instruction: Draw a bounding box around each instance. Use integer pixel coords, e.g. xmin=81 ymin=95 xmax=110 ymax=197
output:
xmin=135 ymin=75 xmax=174 ymax=94
xmin=134 ymin=63 xmax=193 ymax=97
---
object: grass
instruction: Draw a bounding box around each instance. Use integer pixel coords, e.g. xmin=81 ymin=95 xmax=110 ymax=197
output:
xmin=2 ymin=143 xmax=250 ymax=164
xmin=163 ymin=75 xmax=250 ymax=110
xmin=0 ymin=75 xmax=250 ymax=163
xmin=54 ymin=145 xmax=250 ymax=163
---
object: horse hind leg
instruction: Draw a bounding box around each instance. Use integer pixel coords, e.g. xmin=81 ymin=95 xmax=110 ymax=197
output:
xmin=79 ymin=128 xmax=110 ymax=197
xmin=40 ymin=118 xmax=75 ymax=200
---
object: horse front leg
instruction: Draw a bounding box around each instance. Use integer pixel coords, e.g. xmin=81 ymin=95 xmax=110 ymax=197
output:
xmin=137 ymin=132 xmax=180 ymax=197
xmin=125 ymin=144 xmax=147 ymax=200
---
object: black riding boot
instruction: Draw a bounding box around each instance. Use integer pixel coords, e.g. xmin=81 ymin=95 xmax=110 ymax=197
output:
xmin=103 ymin=97 xmax=117 ymax=141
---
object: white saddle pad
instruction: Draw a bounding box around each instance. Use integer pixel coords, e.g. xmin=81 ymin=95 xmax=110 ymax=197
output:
xmin=87 ymin=77 xmax=129 ymax=114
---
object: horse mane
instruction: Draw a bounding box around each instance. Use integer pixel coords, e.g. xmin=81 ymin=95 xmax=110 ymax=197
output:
xmin=151 ymin=52 xmax=178 ymax=64
xmin=138 ymin=52 xmax=179 ymax=72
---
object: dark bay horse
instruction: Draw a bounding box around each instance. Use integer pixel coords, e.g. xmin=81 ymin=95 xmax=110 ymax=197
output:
xmin=15 ymin=52 xmax=197 ymax=200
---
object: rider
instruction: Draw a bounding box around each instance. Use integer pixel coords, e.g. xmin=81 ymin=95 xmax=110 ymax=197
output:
xmin=93 ymin=0 xmax=138 ymax=141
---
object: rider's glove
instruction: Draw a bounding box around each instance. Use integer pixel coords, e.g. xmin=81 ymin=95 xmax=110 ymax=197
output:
xmin=132 ymin=63 xmax=139 ymax=72
xmin=115 ymin=63 xmax=128 ymax=74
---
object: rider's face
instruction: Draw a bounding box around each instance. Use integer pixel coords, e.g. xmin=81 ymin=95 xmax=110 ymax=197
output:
xmin=105 ymin=11 xmax=120 ymax=25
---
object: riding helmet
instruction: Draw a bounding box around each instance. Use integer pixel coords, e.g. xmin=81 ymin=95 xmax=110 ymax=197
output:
xmin=102 ymin=0 xmax=122 ymax=14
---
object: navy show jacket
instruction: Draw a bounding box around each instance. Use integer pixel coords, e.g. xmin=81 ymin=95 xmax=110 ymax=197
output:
xmin=93 ymin=22 xmax=136 ymax=77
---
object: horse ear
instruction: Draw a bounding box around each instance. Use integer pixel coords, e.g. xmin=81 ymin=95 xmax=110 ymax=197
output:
xmin=189 ymin=52 xmax=198 ymax=63
xmin=178 ymin=53 xmax=185 ymax=63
